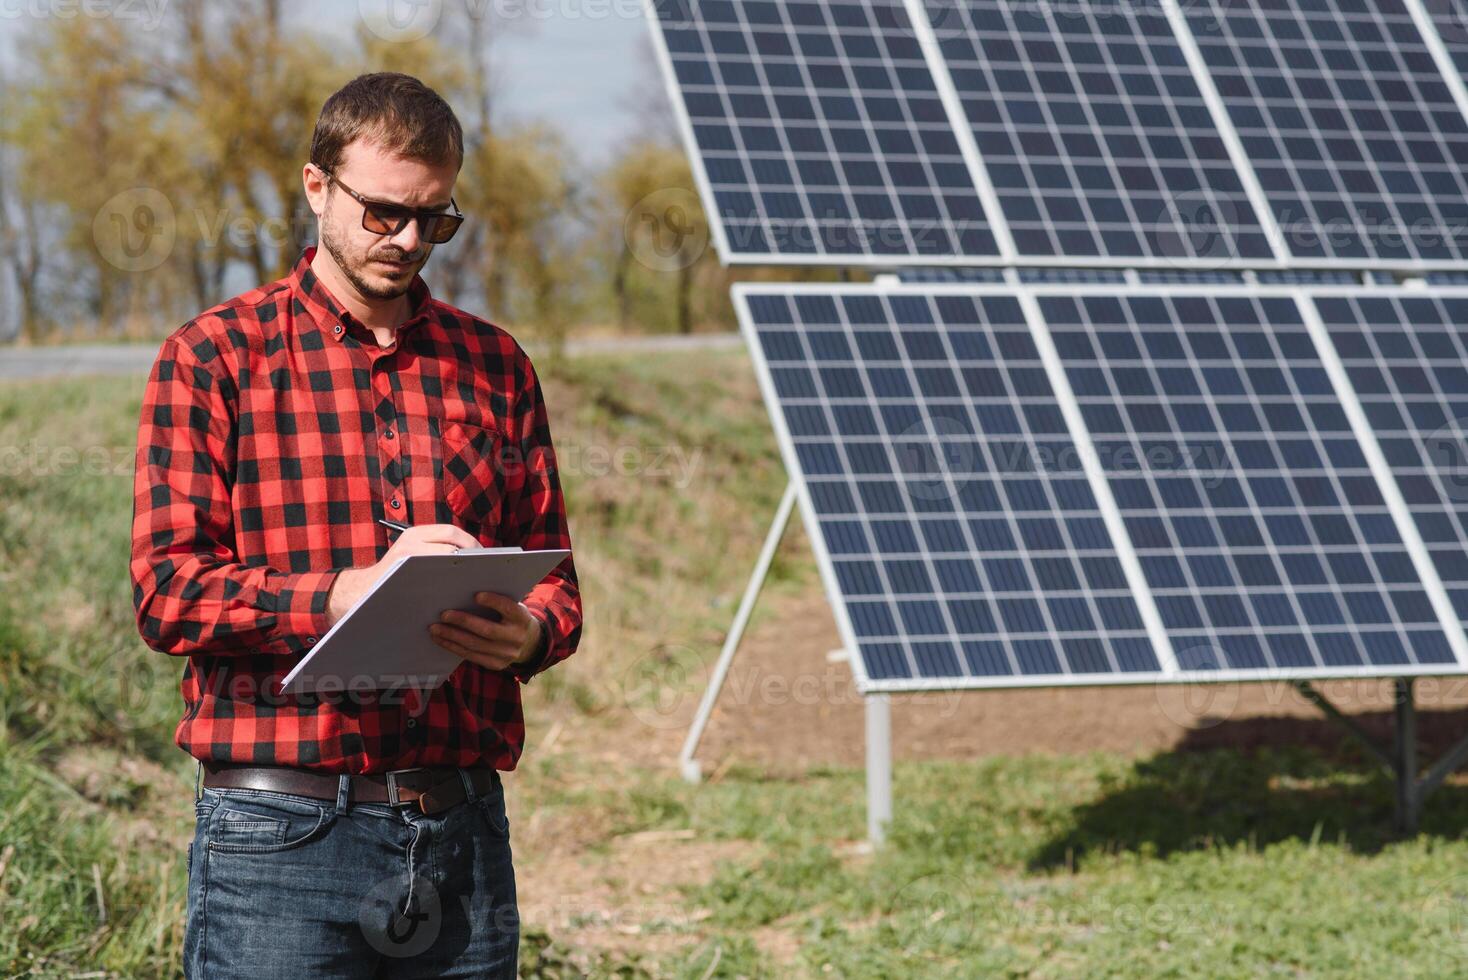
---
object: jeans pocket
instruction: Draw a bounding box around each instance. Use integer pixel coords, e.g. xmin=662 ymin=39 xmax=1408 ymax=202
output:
xmin=475 ymin=779 xmax=510 ymax=839
xmin=203 ymin=789 xmax=332 ymax=854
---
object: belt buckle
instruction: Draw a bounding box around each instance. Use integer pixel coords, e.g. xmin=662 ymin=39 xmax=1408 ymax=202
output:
xmin=384 ymin=767 xmax=432 ymax=808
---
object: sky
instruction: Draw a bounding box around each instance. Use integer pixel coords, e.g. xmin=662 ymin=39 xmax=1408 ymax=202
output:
xmin=319 ymin=0 xmax=657 ymax=163
xmin=0 ymin=0 xmax=658 ymax=165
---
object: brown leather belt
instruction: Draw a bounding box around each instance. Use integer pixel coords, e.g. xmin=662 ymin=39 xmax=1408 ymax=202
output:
xmin=201 ymin=762 xmax=497 ymax=816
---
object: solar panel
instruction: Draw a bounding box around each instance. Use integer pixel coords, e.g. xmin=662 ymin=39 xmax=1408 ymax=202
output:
xmin=1044 ymin=289 xmax=1457 ymax=673
xmin=896 ymin=266 xmax=1007 ymax=283
xmin=738 ymin=286 xmax=1163 ymax=685
xmin=647 ymin=0 xmax=1001 ymax=261
xmin=1312 ymin=291 xmax=1468 ymax=623
xmin=923 ymin=0 xmax=1277 ymax=263
xmin=895 ymin=267 xmax=1129 ymax=283
xmin=738 ymin=282 xmax=1468 ymax=691
xmin=1181 ymin=0 xmax=1468 ymax=264
xmin=1017 ymin=267 xmax=1127 ymax=283
xmin=1137 ymin=268 xmax=1248 ymax=284
xmin=1255 ymin=269 xmax=1364 ymax=284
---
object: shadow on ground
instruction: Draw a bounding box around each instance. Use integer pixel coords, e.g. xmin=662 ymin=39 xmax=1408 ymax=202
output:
xmin=1029 ymin=707 xmax=1468 ymax=870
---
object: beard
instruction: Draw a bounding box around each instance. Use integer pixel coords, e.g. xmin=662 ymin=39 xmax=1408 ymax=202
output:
xmin=319 ymin=205 xmax=426 ymax=302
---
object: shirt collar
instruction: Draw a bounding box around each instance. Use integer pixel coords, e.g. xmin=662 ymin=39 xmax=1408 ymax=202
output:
xmin=289 ymin=245 xmax=433 ymax=343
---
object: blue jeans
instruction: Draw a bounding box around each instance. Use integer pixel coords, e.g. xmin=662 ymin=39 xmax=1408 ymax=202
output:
xmin=184 ymin=769 xmax=517 ymax=978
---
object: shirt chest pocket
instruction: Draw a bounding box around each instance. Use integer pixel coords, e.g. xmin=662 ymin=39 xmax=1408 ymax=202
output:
xmin=439 ymin=419 xmax=508 ymax=533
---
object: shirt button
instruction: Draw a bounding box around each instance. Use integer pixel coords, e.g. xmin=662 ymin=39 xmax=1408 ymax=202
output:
xmin=390 ymin=498 xmax=401 ymax=509
xmin=332 ymin=324 xmax=343 ymax=335
xmin=407 ymin=718 xmax=417 ymax=729
xmin=384 ymin=428 xmax=394 ymax=439
xmin=306 ymin=636 xmax=317 ymax=645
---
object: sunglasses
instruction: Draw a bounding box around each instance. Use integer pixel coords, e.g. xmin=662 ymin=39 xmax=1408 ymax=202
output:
xmin=318 ymin=167 xmax=465 ymax=244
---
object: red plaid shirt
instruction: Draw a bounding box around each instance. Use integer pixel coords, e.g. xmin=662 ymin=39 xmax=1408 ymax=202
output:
xmin=130 ymin=247 xmax=581 ymax=773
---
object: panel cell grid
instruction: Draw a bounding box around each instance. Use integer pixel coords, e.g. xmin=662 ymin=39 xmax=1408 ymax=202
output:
xmin=1314 ymin=292 xmax=1468 ymax=623
xmin=925 ymin=0 xmax=1274 ymax=261
xmin=652 ymin=0 xmax=1000 ymax=258
xmin=1043 ymin=291 xmax=1455 ymax=672
xmin=746 ymin=289 xmax=1161 ymax=682
xmin=1183 ymin=0 xmax=1468 ymax=262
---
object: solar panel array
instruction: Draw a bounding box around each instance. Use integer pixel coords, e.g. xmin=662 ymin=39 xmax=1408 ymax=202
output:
xmin=649 ymin=0 xmax=1468 ymax=270
xmin=648 ymin=0 xmax=1468 ymax=690
xmin=740 ymin=283 xmax=1468 ymax=690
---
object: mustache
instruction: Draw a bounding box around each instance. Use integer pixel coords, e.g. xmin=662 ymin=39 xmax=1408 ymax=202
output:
xmin=371 ymin=249 xmax=425 ymax=263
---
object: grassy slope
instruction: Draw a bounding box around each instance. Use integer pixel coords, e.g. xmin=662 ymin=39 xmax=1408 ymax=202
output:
xmin=3 ymin=352 xmax=1468 ymax=977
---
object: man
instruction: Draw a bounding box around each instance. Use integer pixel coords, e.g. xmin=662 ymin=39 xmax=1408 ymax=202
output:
xmin=129 ymin=72 xmax=581 ymax=978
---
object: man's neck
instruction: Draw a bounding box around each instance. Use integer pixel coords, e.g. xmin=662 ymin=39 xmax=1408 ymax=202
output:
xmin=310 ymin=250 xmax=409 ymax=346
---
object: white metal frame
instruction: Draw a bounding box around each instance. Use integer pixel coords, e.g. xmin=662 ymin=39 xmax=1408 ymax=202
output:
xmin=673 ymin=478 xmax=898 ymax=845
xmin=679 ymin=481 xmax=798 ymax=782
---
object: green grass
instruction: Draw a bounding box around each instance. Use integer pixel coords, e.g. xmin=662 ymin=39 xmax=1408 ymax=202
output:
xmin=6 ymin=355 xmax=1468 ymax=977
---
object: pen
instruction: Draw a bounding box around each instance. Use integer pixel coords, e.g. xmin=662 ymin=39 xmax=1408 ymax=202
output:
xmin=378 ymin=518 xmax=409 ymax=533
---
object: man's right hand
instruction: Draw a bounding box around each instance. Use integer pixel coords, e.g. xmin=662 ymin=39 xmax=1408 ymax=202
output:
xmin=324 ymin=523 xmax=481 ymax=627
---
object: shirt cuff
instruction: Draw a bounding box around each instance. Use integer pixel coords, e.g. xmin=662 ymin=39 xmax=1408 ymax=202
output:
xmin=268 ymin=567 xmax=345 ymax=649
xmin=508 ymin=608 xmax=554 ymax=682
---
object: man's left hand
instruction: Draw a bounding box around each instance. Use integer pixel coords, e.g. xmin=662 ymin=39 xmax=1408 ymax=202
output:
xmin=429 ymin=592 xmax=542 ymax=671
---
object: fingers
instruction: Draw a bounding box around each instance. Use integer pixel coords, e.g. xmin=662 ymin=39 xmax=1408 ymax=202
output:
xmin=435 ymin=608 xmax=517 ymax=645
xmin=428 ymin=624 xmax=519 ymax=669
xmin=399 ymin=542 xmax=460 ymax=559
xmin=409 ymin=523 xmax=481 ymax=550
xmin=473 ymin=592 xmax=524 ymax=618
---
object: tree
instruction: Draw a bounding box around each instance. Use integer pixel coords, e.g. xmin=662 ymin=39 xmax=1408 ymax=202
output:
xmin=602 ymin=141 xmax=718 ymax=334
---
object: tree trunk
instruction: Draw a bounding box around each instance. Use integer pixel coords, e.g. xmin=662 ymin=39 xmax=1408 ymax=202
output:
xmin=676 ymin=260 xmax=692 ymax=334
xmin=613 ymin=246 xmax=631 ymax=330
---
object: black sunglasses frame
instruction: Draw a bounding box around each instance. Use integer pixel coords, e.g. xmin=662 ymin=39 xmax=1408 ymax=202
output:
xmin=318 ymin=166 xmax=465 ymax=244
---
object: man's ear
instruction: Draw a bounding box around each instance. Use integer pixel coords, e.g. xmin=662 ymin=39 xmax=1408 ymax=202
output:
xmin=302 ymin=163 xmax=328 ymax=218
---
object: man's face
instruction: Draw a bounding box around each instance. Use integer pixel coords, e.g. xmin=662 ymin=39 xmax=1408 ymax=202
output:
xmin=311 ymin=140 xmax=458 ymax=303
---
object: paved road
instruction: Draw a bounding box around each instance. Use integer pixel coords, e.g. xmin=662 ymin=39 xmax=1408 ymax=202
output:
xmin=0 ymin=332 xmax=744 ymax=381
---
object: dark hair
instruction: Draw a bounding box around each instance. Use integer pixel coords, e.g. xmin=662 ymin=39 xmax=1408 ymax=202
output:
xmin=310 ymin=72 xmax=463 ymax=174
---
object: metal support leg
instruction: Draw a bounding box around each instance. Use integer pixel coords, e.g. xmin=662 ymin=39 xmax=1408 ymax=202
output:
xmin=1394 ymin=678 xmax=1418 ymax=834
xmin=1296 ymin=677 xmax=1468 ymax=835
xmin=866 ymin=693 xmax=892 ymax=846
xmin=679 ymin=482 xmax=799 ymax=783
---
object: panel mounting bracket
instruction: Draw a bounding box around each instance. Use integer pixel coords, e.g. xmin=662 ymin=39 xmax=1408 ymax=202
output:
xmin=1294 ymin=678 xmax=1468 ymax=833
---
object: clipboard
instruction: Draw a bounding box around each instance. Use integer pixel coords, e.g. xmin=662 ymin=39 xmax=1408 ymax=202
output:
xmin=277 ymin=547 xmax=570 ymax=695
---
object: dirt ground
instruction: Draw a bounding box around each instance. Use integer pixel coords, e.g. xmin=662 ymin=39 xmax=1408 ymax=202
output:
xmin=692 ymin=587 xmax=1468 ymax=770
